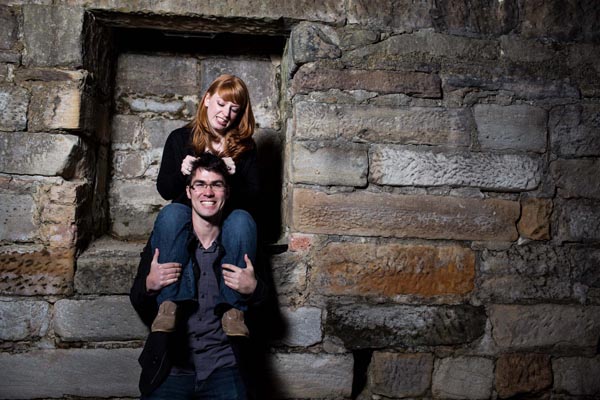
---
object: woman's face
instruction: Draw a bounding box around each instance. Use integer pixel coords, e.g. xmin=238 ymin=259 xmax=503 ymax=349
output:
xmin=204 ymin=92 xmax=241 ymax=135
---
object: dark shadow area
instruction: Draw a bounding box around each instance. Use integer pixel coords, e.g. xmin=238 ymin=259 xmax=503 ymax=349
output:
xmin=351 ymin=349 xmax=373 ymax=399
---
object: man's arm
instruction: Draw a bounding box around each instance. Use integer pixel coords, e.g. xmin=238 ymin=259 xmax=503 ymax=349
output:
xmin=222 ymin=254 xmax=268 ymax=307
xmin=130 ymin=240 xmax=158 ymax=327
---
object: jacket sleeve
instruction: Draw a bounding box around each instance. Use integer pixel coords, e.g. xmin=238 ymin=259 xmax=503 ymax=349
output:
xmin=156 ymin=128 xmax=191 ymax=201
xmin=129 ymin=239 xmax=159 ymax=328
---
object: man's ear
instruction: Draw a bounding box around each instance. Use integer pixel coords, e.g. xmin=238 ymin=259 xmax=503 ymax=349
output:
xmin=186 ymin=185 xmax=192 ymax=200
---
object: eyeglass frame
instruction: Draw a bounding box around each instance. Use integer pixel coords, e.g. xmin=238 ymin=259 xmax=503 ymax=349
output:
xmin=188 ymin=180 xmax=227 ymax=192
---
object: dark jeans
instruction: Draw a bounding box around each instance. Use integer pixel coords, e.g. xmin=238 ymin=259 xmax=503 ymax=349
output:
xmin=152 ymin=203 xmax=257 ymax=311
xmin=141 ymin=367 xmax=247 ymax=400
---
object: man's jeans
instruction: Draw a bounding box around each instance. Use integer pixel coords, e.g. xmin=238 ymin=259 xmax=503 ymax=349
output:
xmin=152 ymin=203 xmax=257 ymax=311
xmin=141 ymin=367 xmax=247 ymax=400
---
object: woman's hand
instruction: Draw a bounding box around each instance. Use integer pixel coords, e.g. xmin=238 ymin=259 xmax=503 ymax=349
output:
xmin=180 ymin=155 xmax=198 ymax=175
xmin=222 ymin=254 xmax=257 ymax=295
xmin=145 ymin=248 xmax=182 ymax=293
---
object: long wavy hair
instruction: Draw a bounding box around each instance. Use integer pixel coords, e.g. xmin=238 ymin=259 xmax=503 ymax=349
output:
xmin=187 ymin=74 xmax=255 ymax=161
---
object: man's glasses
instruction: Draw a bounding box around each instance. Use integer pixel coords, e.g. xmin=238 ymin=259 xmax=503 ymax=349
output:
xmin=189 ymin=181 xmax=226 ymax=192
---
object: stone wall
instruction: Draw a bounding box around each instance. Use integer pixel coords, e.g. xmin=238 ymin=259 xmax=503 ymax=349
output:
xmin=1 ymin=1 xmax=600 ymax=399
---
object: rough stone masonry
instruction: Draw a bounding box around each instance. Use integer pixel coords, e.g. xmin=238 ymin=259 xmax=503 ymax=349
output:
xmin=1 ymin=1 xmax=600 ymax=399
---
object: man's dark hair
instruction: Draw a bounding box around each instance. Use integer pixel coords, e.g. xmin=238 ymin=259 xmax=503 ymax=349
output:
xmin=185 ymin=152 xmax=230 ymax=186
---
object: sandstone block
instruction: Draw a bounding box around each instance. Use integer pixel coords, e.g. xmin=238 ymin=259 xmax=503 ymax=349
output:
xmin=290 ymin=22 xmax=340 ymax=65
xmin=126 ymin=97 xmax=186 ymax=114
xmin=474 ymin=104 xmax=547 ymax=153
xmin=555 ymin=199 xmax=600 ymax=242
xmin=0 ymin=6 xmax=18 ymax=50
xmin=370 ymin=145 xmax=541 ymax=190
xmin=292 ymin=188 xmax=519 ymax=241
xmin=550 ymin=103 xmax=600 ymax=157
xmin=22 ymin=5 xmax=83 ymax=67
xmin=293 ymin=64 xmax=441 ymax=97
xmin=432 ymin=0 xmax=518 ymax=36
xmin=28 ymin=81 xmax=83 ymax=131
xmin=314 ymin=242 xmax=475 ymax=297
xmin=142 ymin=118 xmax=188 ymax=150
xmin=111 ymin=114 xmax=142 ymax=149
xmin=347 ymin=0 xmax=434 ymax=31
xmin=269 ymin=251 xmax=308 ymax=305
xmin=267 ymin=353 xmax=353 ymax=399
xmin=0 ymin=193 xmax=36 ymax=242
xmin=326 ymin=304 xmax=486 ymax=348
xmin=293 ymin=102 xmax=472 ymax=146
xmin=368 ymin=352 xmax=433 ymax=398
xmin=0 ymin=85 xmax=29 ymax=131
xmin=495 ymin=353 xmax=552 ymax=398
xmin=518 ymin=198 xmax=552 ymax=240
xmin=432 ymin=356 xmax=494 ymax=399
xmin=499 ymin=35 xmax=554 ymax=63
xmin=0 ymin=132 xmax=81 ymax=177
xmin=291 ymin=141 xmax=368 ymax=186
xmin=552 ymin=158 xmax=600 ymax=199
xmin=553 ymin=356 xmax=600 ymax=396
xmin=571 ymin=246 xmax=600 ymax=296
xmin=0 ymin=247 xmax=74 ymax=295
xmin=0 ymin=300 xmax=49 ymax=341
xmin=110 ymin=207 xmax=159 ymax=240
xmin=489 ymin=304 xmax=600 ymax=350
xmin=278 ymin=307 xmax=322 ymax=347
xmin=112 ymin=151 xmax=148 ymax=179
xmin=54 ymin=296 xmax=147 ymax=341
xmin=0 ymin=348 xmax=140 ymax=399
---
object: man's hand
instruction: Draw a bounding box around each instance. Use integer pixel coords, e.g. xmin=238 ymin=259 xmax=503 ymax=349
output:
xmin=145 ymin=248 xmax=182 ymax=293
xmin=222 ymin=254 xmax=257 ymax=295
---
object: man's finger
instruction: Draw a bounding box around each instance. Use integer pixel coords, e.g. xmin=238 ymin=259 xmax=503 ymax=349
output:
xmin=152 ymin=248 xmax=160 ymax=263
xmin=243 ymin=254 xmax=254 ymax=271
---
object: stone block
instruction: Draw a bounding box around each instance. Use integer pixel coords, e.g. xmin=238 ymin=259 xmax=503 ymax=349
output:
xmin=111 ymin=114 xmax=142 ymax=149
xmin=474 ymin=104 xmax=547 ymax=153
xmin=292 ymin=188 xmax=519 ymax=241
xmin=291 ymin=141 xmax=368 ymax=186
xmin=495 ymin=353 xmax=552 ymax=398
xmin=518 ymin=198 xmax=552 ymax=240
xmin=0 ymin=132 xmax=81 ymax=177
xmin=142 ymin=118 xmax=188 ymax=150
xmin=432 ymin=0 xmax=518 ymax=36
xmin=571 ymin=246 xmax=600 ymax=295
xmin=552 ymin=158 xmax=600 ymax=199
xmin=278 ymin=306 xmax=322 ymax=347
xmin=477 ymin=244 xmax=571 ymax=303
xmin=0 ymin=247 xmax=74 ymax=295
xmin=347 ymin=0 xmax=434 ymax=31
xmin=370 ymin=145 xmax=541 ymax=190
xmin=112 ymin=150 xmax=148 ymax=179
xmin=292 ymin=64 xmax=441 ymax=97
xmin=0 ymin=300 xmax=50 ymax=341
xmin=432 ymin=356 xmax=494 ymax=399
xmin=553 ymin=356 xmax=600 ymax=396
xmin=0 ymin=85 xmax=29 ymax=131
xmin=293 ymin=102 xmax=472 ymax=146
xmin=116 ymin=53 xmax=198 ymax=96
xmin=75 ymin=236 xmax=145 ymax=294
xmin=28 ymin=81 xmax=83 ymax=131
xmin=289 ymin=22 xmax=340 ymax=65
xmin=0 ymin=348 xmax=140 ymax=399
xmin=109 ymin=178 xmax=166 ymax=210
xmin=110 ymin=207 xmax=159 ymax=240
xmin=0 ymin=6 xmax=18 ymax=50
xmin=269 ymin=251 xmax=308 ymax=304
xmin=550 ymin=103 xmax=600 ymax=157
xmin=368 ymin=352 xmax=433 ymax=398
xmin=326 ymin=304 xmax=486 ymax=348
xmin=22 ymin=5 xmax=83 ymax=67
xmin=0 ymin=193 xmax=36 ymax=242
xmin=125 ymin=97 xmax=186 ymax=114
xmin=499 ymin=35 xmax=554 ymax=63
xmin=313 ymin=242 xmax=475 ymax=297
xmin=555 ymin=199 xmax=600 ymax=243
xmin=489 ymin=304 xmax=600 ymax=350
xmin=267 ymin=353 xmax=353 ymax=399
xmin=54 ymin=296 xmax=147 ymax=341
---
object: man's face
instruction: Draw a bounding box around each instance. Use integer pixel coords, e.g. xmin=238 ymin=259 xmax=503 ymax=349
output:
xmin=186 ymin=168 xmax=228 ymax=221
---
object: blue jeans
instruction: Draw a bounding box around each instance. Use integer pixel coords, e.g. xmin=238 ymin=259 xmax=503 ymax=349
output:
xmin=141 ymin=367 xmax=247 ymax=400
xmin=152 ymin=203 xmax=257 ymax=311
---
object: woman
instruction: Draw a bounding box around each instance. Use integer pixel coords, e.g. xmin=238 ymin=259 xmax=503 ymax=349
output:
xmin=148 ymin=74 xmax=260 ymax=337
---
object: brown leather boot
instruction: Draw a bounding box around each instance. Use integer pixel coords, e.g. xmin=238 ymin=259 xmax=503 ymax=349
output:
xmin=151 ymin=301 xmax=177 ymax=332
xmin=221 ymin=309 xmax=249 ymax=337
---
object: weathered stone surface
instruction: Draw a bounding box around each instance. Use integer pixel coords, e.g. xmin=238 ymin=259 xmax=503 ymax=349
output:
xmin=291 ymin=141 xmax=368 ymax=186
xmin=293 ymin=64 xmax=441 ymax=97
xmin=142 ymin=118 xmax=189 ymax=150
xmin=474 ymin=104 xmax=547 ymax=153
xmin=0 ymin=247 xmax=74 ymax=295
xmin=347 ymin=0 xmax=434 ymax=31
xmin=495 ymin=353 xmax=552 ymax=398
xmin=54 ymin=296 xmax=147 ymax=341
xmin=28 ymin=81 xmax=83 ymax=131
xmin=293 ymin=102 xmax=472 ymax=146
xmin=499 ymin=35 xmax=554 ymax=63
xmin=269 ymin=251 xmax=308 ymax=304
xmin=489 ymin=304 xmax=600 ymax=350
xmin=326 ymin=304 xmax=486 ymax=348
xmin=432 ymin=0 xmax=518 ymax=37
xmin=110 ymin=207 xmax=159 ymax=240
xmin=22 ymin=5 xmax=83 ymax=67
xmin=477 ymin=244 xmax=571 ymax=303
xmin=370 ymin=145 xmax=541 ymax=190
xmin=314 ymin=242 xmax=475 ymax=297
xmin=0 ymin=85 xmax=29 ymax=131
xmin=571 ymin=246 xmax=600 ymax=295
xmin=116 ymin=54 xmax=198 ymax=96
xmin=267 ymin=353 xmax=353 ymax=399
xmin=553 ymin=356 xmax=600 ymax=396
xmin=0 ymin=300 xmax=50 ymax=341
xmin=109 ymin=179 xmax=166 ymax=211
xmin=337 ymin=27 xmax=379 ymax=51
xmin=292 ymin=188 xmax=519 ymax=241
xmin=555 ymin=199 xmax=600 ymax=243
xmin=518 ymin=198 xmax=552 ymax=240
xmin=368 ymin=352 xmax=433 ymax=398
xmin=0 ymin=348 xmax=140 ymax=399
xmin=278 ymin=307 xmax=322 ymax=347
xmin=125 ymin=97 xmax=186 ymax=114
xmin=0 ymin=132 xmax=81 ymax=177
xmin=75 ymin=236 xmax=145 ymax=294
xmin=111 ymin=114 xmax=142 ymax=149
xmin=0 ymin=194 xmax=36 ymax=242
xmin=0 ymin=6 xmax=18 ymax=50
xmin=112 ymin=150 xmax=148 ymax=179
xmin=550 ymin=104 xmax=600 ymax=157
xmin=432 ymin=356 xmax=494 ymax=399
xmin=552 ymin=159 xmax=600 ymax=199
xmin=290 ymin=22 xmax=340 ymax=65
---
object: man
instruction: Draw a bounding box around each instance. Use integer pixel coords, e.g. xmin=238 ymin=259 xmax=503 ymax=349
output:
xmin=130 ymin=153 xmax=266 ymax=399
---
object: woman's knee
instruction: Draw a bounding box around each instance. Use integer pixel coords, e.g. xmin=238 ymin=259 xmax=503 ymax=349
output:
xmin=223 ymin=209 xmax=256 ymax=236
xmin=152 ymin=203 xmax=191 ymax=239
